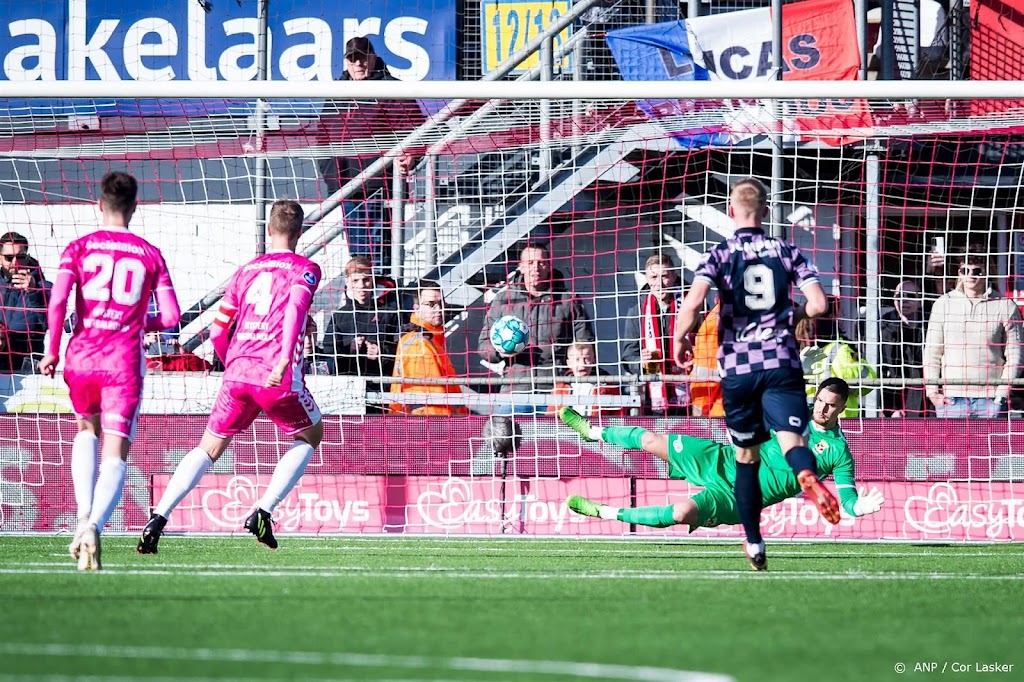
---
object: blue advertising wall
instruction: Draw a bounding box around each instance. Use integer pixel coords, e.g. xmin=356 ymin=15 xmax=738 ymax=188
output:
xmin=0 ymin=0 xmax=455 ymax=116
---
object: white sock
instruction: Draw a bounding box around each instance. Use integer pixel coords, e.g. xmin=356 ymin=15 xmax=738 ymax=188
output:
xmin=598 ymin=505 xmax=619 ymax=521
xmin=592 ymin=426 xmax=606 ymax=441
xmin=745 ymin=540 xmax=766 ymax=558
xmin=154 ymin=448 xmax=213 ymax=519
xmin=71 ymin=432 xmax=99 ymax=519
xmin=87 ymin=458 xmax=127 ymax=534
xmin=258 ymin=441 xmax=314 ymax=513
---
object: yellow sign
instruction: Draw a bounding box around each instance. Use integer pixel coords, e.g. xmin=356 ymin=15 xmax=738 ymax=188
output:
xmin=481 ymin=0 xmax=573 ymax=74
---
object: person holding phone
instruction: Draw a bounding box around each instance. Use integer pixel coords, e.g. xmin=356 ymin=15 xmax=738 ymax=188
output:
xmin=0 ymin=231 xmax=49 ymax=373
xmin=925 ymin=236 xmax=956 ymax=297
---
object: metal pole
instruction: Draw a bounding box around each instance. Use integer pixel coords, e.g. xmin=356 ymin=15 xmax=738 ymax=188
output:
xmin=390 ymin=165 xmax=404 ymax=283
xmin=770 ymin=0 xmax=785 ymax=237
xmin=688 ymin=0 xmax=700 ymax=20
xmin=646 ymin=0 xmax=656 ymax=23
xmin=997 ymin=213 xmax=1009 ymax=292
xmin=424 ymin=154 xmax=438 ymax=271
xmin=253 ymin=0 xmax=270 ymax=256
xmin=881 ymin=0 xmax=896 ymax=80
xmin=911 ymin=0 xmax=921 ymax=76
xmin=539 ymin=36 xmax=553 ymax=177
xmin=864 ymin=151 xmax=881 ymax=417
xmin=571 ymin=31 xmax=583 ymax=159
xmin=855 ymin=0 xmax=868 ymax=80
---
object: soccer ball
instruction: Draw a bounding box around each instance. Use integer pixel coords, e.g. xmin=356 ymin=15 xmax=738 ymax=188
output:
xmin=490 ymin=315 xmax=530 ymax=355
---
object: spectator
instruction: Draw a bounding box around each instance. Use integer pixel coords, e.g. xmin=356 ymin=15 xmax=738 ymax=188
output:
xmin=548 ymin=341 xmax=623 ymax=417
xmin=0 ymin=232 xmax=49 ymax=373
xmin=795 ymin=308 xmax=878 ymax=417
xmin=323 ymin=256 xmax=401 ymax=411
xmin=689 ymin=299 xmax=724 ymax=417
xmin=621 ymin=253 xmax=688 ymax=415
xmin=924 ymin=252 xmax=1023 ymax=418
xmin=302 ymin=316 xmax=332 ymax=375
xmin=315 ymin=36 xmax=421 ymax=267
xmin=389 ymin=280 xmax=468 ymax=416
xmin=144 ymin=331 xmax=213 ymax=372
xmin=478 ymin=242 xmax=594 ymax=410
xmin=880 ymin=280 xmax=927 ymax=417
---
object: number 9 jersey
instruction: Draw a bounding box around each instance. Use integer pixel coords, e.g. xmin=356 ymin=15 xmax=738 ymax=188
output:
xmin=56 ymin=229 xmax=176 ymax=374
xmin=693 ymin=227 xmax=819 ymax=377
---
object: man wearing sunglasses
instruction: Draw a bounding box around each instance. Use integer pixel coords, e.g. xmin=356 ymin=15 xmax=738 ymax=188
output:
xmin=924 ymin=252 xmax=1023 ymax=418
xmin=0 ymin=231 xmax=49 ymax=373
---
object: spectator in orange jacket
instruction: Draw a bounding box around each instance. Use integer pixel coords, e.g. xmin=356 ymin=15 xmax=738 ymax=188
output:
xmin=389 ymin=280 xmax=468 ymax=416
xmin=689 ymin=300 xmax=724 ymax=417
xmin=549 ymin=341 xmax=623 ymax=417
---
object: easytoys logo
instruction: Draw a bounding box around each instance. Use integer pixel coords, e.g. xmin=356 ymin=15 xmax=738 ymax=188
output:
xmin=201 ymin=475 xmax=370 ymax=532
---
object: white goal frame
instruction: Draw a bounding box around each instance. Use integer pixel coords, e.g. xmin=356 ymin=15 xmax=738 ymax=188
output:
xmin=6 ymin=79 xmax=1024 ymax=101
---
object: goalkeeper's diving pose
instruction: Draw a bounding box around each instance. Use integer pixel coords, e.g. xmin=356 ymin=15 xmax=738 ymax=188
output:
xmin=561 ymin=378 xmax=884 ymax=553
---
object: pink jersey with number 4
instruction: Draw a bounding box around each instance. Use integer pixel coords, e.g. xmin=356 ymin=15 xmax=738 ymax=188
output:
xmin=218 ymin=250 xmax=321 ymax=391
xmin=58 ymin=229 xmax=174 ymax=374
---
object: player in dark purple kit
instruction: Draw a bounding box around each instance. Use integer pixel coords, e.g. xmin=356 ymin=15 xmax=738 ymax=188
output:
xmin=673 ymin=178 xmax=837 ymax=571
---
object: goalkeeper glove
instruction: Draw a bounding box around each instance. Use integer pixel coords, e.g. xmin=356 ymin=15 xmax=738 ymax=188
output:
xmin=800 ymin=346 xmax=827 ymax=374
xmin=852 ymin=487 xmax=885 ymax=516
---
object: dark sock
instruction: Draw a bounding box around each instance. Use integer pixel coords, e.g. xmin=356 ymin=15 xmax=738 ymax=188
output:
xmin=785 ymin=446 xmax=816 ymax=476
xmin=600 ymin=426 xmax=648 ymax=450
xmin=616 ymin=505 xmax=678 ymax=528
xmin=734 ymin=460 xmax=763 ymax=544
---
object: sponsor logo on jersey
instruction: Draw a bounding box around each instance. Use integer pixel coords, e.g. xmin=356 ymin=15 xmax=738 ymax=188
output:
xmin=814 ymin=440 xmax=827 ymax=454
xmin=303 ymin=271 xmax=317 ymax=286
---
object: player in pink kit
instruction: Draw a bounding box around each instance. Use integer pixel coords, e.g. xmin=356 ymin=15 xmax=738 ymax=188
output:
xmin=39 ymin=171 xmax=181 ymax=571
xmin=137 ymin=199 xmax=323 ymax=553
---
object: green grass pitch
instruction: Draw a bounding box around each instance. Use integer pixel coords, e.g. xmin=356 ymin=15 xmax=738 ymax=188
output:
xmin=1 ymin=536 xmax=1022 ymax=681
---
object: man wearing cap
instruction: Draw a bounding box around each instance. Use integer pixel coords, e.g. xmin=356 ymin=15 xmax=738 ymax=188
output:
xmin=315 ymin=37 xmax=423 ymax=268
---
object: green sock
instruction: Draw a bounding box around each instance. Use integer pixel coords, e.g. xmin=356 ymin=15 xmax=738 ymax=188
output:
xmin=600 ymin=426 xmax=648 ymax=450
xmin=616 ymin=505 xmax=677 ymax=528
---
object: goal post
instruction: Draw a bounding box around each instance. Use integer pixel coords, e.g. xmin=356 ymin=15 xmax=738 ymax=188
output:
xmin=2 ymin=82 xmax=1024 ymax=541
xmin=6 ymin=79 xmax=1024 ymax=99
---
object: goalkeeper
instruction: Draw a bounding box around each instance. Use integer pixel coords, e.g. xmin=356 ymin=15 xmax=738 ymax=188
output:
xmin=562 ymin=378 xmax=884 ymax=533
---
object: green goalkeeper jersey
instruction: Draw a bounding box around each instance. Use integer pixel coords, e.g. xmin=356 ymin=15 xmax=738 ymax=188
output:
xmin=755 ymin=422 xmax=860 ymax=516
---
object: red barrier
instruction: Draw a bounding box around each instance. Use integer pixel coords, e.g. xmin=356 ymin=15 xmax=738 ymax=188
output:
xmin=2 ymin=415 xmax=1022 ymax=540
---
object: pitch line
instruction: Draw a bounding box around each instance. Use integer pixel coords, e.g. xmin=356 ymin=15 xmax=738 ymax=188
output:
xmin=0 ymin=643 xmax=734 ymax=682
xmin=276 ymin=546 xmax=1022 ymax=558
xmin=0 ymin=671 xmax=464 ymax=675
xmin=0 ymin=565 xmax=1021 ymax=581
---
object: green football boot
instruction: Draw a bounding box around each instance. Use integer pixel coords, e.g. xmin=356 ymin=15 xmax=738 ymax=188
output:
xmin=558 ymin=406 xmax=599 ymax=442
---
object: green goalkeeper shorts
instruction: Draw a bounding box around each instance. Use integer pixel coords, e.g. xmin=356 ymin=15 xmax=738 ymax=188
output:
xmin=666 ymin=434 xmax=740 ymax=530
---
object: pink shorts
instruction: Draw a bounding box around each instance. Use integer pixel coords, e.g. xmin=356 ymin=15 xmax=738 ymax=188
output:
xmin=64 ymin=369 xmax=143 ymax=442
xmin=206 ymin=379 xmax=321 ymax=439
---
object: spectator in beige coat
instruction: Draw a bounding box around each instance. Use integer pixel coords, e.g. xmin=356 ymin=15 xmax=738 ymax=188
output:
xmin=924 ymin=252 xmax=1023 ymax=418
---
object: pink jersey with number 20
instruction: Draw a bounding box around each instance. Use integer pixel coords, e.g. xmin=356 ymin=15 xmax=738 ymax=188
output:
xmin=58 ymin=229 xmax=175 ymax=374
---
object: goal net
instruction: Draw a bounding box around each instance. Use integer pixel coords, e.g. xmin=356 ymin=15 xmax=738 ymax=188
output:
xmin=2 ymin=79 xmax=1024 ymax=541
